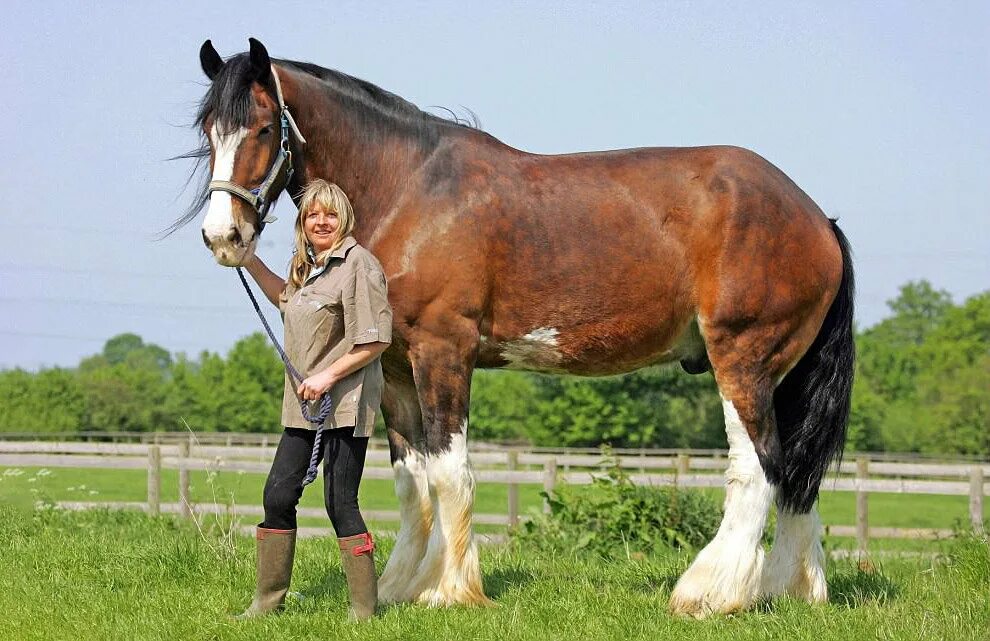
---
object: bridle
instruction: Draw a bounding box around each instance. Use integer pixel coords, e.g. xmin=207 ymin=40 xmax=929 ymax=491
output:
xmin=208 ymin=65 xmax=307 ymax=234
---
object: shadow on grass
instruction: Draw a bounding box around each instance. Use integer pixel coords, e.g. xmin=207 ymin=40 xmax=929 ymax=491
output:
xmin=484 ymin=566 xmax=536 ymax=600
xmin=828 ymin=566 xmax=899 ymax=607
xmin=298 ymin=570 xmax=348 ymax=603
xmin=293 ymin=566 xmax=535 ymax=610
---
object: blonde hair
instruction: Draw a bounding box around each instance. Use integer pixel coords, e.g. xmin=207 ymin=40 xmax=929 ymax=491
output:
xmin=288 ymin=180 xmax=356 ymax=288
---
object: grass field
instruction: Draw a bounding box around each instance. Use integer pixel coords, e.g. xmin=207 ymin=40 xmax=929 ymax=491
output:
xmin=0 ymin=505 xmax=987 ymax=641
xmin=1 ymin=464 xmax=985 ymax=541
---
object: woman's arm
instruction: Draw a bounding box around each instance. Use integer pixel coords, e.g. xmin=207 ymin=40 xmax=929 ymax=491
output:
xmin=244 ymin=255 xmax=286 ymax=307
xmin=296 ymin=342 xmax=390 ymax=401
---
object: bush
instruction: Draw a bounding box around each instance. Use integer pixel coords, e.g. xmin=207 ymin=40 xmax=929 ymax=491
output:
xmin=513 ymin=454 xmax=721 ymax=558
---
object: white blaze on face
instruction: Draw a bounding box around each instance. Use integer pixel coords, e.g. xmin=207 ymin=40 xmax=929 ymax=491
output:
xmin=202 ymin=123 xmax=251 ymax=251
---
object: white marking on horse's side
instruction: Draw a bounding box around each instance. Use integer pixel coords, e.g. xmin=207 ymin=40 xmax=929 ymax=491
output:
xmin=761 ymin=507 xmax=828 ymax=603
xmin=408 ymin=422 xmax=487 ymax=605
xmin=202 ymin=124 xmax=249 ymax=240
xmin=669 ymin=396 xmax=774 ymax=617
xmin=378 ymin=448 xmax=432 ymax=604
xmin=500 ymin=327 xmax=565 ymax=372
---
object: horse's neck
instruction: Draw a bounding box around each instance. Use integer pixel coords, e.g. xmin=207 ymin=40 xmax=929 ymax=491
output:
xmin=287 ymin=72 xmax=437 ymax=234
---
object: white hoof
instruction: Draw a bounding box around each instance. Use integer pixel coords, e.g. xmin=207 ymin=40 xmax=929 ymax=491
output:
xmin=669 ymin=537 xmax=764 ymax=617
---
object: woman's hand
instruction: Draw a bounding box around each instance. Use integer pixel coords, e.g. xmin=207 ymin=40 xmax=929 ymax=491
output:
xmin=295 ymin=343 xmax=389 ymax=401
xmin=297 ymin=369 xmax=338 ymax=401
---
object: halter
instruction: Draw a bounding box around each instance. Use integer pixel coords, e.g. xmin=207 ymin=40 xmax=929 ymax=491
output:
xmin=208 ymin=65 xmax=307 ymax=234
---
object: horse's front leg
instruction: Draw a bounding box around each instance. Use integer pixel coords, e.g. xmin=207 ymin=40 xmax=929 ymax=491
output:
xmin=406 ymin=329 xmax=490 ymax=606
xmin=377 ymin=364 xmax=432 ymax=605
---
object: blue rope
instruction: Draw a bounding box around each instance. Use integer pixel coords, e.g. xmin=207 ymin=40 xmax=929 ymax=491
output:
xmin=236 ymin=267 xmax=331 ymax=487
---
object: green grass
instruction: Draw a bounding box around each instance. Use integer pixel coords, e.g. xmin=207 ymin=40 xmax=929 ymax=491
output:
xmin=1 ymin=465 xmax=984 ymax=542
xmin=0 ymin=506 xmax=987 ymax=641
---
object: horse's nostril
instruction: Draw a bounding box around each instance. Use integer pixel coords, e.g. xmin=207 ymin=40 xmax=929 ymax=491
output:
xmin=227 ymin=228 xmax=242 ymax=244
xmin=202 ymin=229 xmax=212 ymax=249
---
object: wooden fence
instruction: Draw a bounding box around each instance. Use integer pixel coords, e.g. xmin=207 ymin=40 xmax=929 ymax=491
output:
xmin=1 ymin=439 xmax=986 ymax=551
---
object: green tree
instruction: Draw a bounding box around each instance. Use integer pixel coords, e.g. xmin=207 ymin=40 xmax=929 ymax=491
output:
xmin=469 ymin=370 xmax=540 ymax=442
xmin=856 ymin=281 xmax=953 ymax=401
xmin=0 ymin=368 xmax=87 ymax=432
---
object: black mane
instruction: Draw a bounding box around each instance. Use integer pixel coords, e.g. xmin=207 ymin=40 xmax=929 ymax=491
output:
xmin=164 ymin=55 xmax=479 ymax=236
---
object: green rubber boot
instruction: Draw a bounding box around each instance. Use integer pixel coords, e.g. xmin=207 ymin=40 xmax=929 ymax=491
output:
xmin=338 ymin=532 xmax=378 ymax=621
xmin=236 ymin=526 xmax=297 ymax=619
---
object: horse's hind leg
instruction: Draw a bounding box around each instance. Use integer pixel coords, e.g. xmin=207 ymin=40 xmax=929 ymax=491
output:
xmin=378 ymin=372 xmax=433 ymax=604
xmin=761 ymin=505 xmax=828 ymax=603
xmin=669 ymin=376 xmax=777 ymax=617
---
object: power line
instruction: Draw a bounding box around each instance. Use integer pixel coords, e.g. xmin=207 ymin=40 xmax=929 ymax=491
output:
xmin=0 ymin=330 xmax=106 ymax=343
xmin=1 ymin=296 xmax=251 ymax=314
xmin=0 ymin=330 xmax=213 ymax=352
xmin=0 ymin=263 xmax=217 ymax=281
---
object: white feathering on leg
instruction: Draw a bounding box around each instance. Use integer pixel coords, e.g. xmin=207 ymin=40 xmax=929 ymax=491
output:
xmin=410 ymin=425 xmax=489 ymax=605
xmin=670 ymin=397 xmax=774 ymax=617
xmin=378 ymin=449 xmax=432 ymax=604
xmin=761 ymin=507 xmax=828 ymax=603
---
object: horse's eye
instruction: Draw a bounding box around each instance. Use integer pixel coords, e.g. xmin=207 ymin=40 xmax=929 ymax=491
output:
xmin=258 ymin=125 xmax=273 ymax=137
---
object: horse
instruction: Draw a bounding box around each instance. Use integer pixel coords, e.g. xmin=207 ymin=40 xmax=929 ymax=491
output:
xmin=186 ymin=38 xmax=854 ymax=617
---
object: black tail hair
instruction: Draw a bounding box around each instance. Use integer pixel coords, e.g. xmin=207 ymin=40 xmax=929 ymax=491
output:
xmin=773 ymin=220 xmax=855 ymax=514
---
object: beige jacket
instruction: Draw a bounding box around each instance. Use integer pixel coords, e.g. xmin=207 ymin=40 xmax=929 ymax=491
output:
xmin=278 ymin=236 xmax=392 ymax=436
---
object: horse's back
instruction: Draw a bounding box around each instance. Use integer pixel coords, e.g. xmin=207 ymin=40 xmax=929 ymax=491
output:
xmin=383 ymin=140 xmax=842 ymax=376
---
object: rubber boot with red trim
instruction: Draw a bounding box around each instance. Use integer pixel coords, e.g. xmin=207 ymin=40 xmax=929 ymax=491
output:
xmin=337 ymin=532 xmax=378 ymax=621
xmin=235 ymin=526 xmax=297 ymax=619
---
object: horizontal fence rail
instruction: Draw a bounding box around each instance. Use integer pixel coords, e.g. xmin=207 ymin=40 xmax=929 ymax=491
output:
xmin=2 ymin=438 xmax=986 ymax=550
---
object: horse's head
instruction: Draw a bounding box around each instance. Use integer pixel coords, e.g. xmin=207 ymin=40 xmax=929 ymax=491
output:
xmin=197 ymin=38 xmax=299 ymax=266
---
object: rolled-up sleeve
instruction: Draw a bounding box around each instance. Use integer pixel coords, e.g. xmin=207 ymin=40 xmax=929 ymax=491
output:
xmin=344 ymin=266 xmax=393 ymax=346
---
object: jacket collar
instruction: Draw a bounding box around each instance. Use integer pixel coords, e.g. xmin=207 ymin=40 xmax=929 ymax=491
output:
xmin=305 ymin=236 xmax=357 ymax=283
xmin=329 ymin=235 xmax=358 ymax=260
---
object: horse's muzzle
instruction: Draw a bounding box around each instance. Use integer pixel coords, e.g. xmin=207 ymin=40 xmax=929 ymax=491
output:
xmin=201 ymin=226 xmax=256 ymax=267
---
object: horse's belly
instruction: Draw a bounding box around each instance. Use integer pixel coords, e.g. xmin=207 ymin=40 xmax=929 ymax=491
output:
xmin=477 ymin=309 xmax=703 ymax=376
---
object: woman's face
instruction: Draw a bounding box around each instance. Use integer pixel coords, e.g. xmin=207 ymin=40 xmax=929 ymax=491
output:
xmin=303 ymin=204 xmax=340 ymax=254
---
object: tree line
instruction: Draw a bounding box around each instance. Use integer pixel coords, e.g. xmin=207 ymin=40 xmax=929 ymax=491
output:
xmin=1 ymin=281 xmax=987 ymax=456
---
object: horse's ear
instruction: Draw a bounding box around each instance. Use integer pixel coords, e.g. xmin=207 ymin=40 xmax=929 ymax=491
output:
xmin=248 ymin=38 xmax=271 ymax=84
xmin=199 ymin=39 xmax=224 ymax=80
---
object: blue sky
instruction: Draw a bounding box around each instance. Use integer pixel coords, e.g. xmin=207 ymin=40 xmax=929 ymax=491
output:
xmin=1 ymin=1 xmax=987 ymax=370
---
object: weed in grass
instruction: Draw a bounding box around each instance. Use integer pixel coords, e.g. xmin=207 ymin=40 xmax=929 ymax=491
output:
xmin=514 ymin=453 xmax=721 ymax=559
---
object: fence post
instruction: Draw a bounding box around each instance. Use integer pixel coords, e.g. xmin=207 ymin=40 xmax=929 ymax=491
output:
xmin=856 ymin=457 xmax=869 ymax=555
xmin=971 ymin=466 xmax=985 ymax=534
xmin=507 ymin=450 xmax=519 ymax=528
xmin=178 ymin=440 xmax=191 ymax=519
xmin=676 ymin=453 xmax=690 ymax=485
xmin=147 ymin=445 xmax=161 ymax=517
xmin=543 ymin=457 xmax=557 ymax=515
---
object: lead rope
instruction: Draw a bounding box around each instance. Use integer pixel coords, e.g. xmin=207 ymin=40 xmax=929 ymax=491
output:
xmin=236 ymin=267 xmax=330 ymax=487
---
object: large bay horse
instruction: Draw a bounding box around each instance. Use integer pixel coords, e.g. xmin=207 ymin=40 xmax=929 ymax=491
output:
xmin=189 ymin=39 xmax=854 ymax=617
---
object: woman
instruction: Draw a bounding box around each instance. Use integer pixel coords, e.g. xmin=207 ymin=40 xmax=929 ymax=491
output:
xmin=238 ymin=179 xmax=392 ymax=621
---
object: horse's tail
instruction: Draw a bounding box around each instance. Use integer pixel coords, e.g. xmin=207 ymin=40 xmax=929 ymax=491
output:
xmin=773 ymin=220 xmax=855 ymax=514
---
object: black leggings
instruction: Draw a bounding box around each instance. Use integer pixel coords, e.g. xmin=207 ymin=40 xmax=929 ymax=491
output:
xmin=261 ymin=427 xmax=369 ymax=537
